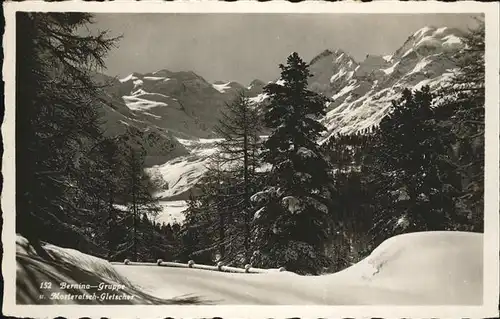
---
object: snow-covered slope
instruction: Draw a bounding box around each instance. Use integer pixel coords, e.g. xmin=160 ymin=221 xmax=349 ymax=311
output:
xmin=114 ymin=231 xmax=482 ymax=304
xmin=16 ymin=235 xmax=200 ymax=304
xmin=92 ymin=73 xmax=189 ymax=166
xmin=315 ymin=26 xmax=464 ymax=140
xmin=144 ymin=138 xmax=220 ymax=224
xmin=16 ymin=229 xmax=482 ymax=305
xmin=146 ymin=138 xmax=219 ymax=201
xmin=147 ymin=137 xmax=272 ymax=225
xmin=108 ymin=69 xmax=265 ymax=139
xmin=319 ymin=231 xmax=482 ymax=304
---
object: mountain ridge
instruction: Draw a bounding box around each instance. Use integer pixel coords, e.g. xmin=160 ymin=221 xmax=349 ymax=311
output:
xmin=96 ymin=25 xmax=466 ymax=197
xmin=90 ymin=25 xmax=472 ymax=224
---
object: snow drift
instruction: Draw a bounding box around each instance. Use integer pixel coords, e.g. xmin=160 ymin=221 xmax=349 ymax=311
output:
xmin=15 ymin=235 xmax=204 ymax=305
xmin=314 ymin=231 xmax=483 ymax=304
xmin=114 ymin=231 xmax=483 ymax=305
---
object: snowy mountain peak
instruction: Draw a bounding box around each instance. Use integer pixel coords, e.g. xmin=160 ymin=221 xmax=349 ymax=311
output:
xmin=413 ymin=25 xmax=436 ymax=38
xmin=309 ymin=49 xmax=355 ymax=66
xmin=319 ymin=26 xmax=466 ymax=141
xmin=394 ymin=26 xmax=465 ymax=61
xmin=248 ymin=79 xmax=265 ymax=90
xmin=307 ymin=49 xmax=359 ymax=96
xmin=246 ymin=26 xmax=468 ymax=143
xmin=309 ymin=49 xmax=335 ymax=65
xmin=108 ymin=26 xmax=467 ymax=149
xmin=103 ymin=68 xmax=268 ymax=141
xmin=96 ymin=25 xmax=476 ymax=218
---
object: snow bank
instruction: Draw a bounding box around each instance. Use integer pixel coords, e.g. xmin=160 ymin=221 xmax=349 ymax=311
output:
xmin=330 ymin=68 xmax=347 ymax=83
xmin=16 ymin=235 xmax=200 ymax=304
xmin=382 ymin=54 xmax=393 ymax=62
xmin=410 ymin=58 xmax=431 ymax=74
xmin=434 ymin=26 xmax=448 ymax=35
xmin=113 ymin=231 xmax=482 ymax=305
xmin=132 ymin=91 xmax=172 ymax=104
xmin=113 ymin=201 xmax=186 ymax=226
xmin=416 ymin=35 xmax=443 ymax=48
xmin=414 ymin=26 xmax=434 ymax=38
xmin=275 ymin=79 xmax=286 ymax=86
xmin=197 ymin=138 xmax=225 ymax=145
xmin=319 ymin=231 xmax=482 ymax=304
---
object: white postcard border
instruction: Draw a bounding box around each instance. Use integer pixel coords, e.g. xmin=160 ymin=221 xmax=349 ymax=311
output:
xmin=2 ymin=1 xmax=499 ymax=318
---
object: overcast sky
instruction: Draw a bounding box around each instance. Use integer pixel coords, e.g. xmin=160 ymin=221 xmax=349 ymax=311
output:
xmin=91 ymin=13 xmax=479 ymax=84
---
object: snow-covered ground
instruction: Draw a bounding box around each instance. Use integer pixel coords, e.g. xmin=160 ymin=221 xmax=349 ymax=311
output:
xmin=15 ymin=235 xmax=200 ymax=305
xmin=114 ymin=231 xmax=482 ymax=305
xmin=16 ymin=231 xmax=483 ymax=305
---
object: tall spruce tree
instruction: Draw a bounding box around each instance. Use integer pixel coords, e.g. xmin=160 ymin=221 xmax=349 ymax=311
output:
xmin=16 ymin=12 xmax=119 ymax=252
xmin=251 ymin=52 xmax=334 ymax=274
xmin=367 ymin=87 xmax=456 ymax=241
xmin=438 ymin=18 xmax=485 ymax=231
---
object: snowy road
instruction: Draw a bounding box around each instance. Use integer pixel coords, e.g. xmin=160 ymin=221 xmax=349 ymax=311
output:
xmin=113 ymin=247 xmax=481 ymax=306
xmin=113 ymin=265 xmax=321 ymax=304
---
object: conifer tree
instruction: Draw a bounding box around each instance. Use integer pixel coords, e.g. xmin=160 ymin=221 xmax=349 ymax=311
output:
xmin=251 ymin=52 xmax=334 ymax=274
xmin=122 ymin=146 xmax=161 ymax=261
xmin=323 ymin=133 xmax=374 ymax=270
xmin=16 ymin=12 xmax=120 ymax=252
xmin=83 ymin=136 xmax=127 ymax=259
xmin=180 ymin=192 xmax=214 ymax=264
xmin=438 ymin=18 xmax=485 ymax=231
xmin=367 ymin=87 xmax=456 ymax=240
xmin=213 ymin=91 xmax=262 ymax=263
